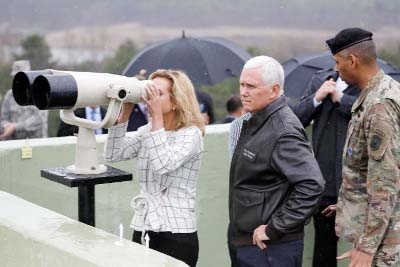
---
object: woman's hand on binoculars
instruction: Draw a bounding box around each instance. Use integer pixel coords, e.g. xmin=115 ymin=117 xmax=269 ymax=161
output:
xmin=143 ymin=83 xmax=164 ymax=131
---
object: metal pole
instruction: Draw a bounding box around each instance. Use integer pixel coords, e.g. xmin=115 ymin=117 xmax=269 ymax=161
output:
xmin=78 ymin=185 xmax=95 ymax=226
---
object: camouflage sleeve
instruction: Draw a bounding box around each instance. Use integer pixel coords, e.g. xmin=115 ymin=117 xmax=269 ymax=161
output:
xmin=14 ymin=106 xmax=43 ymax=136
xmin=355 ymin=101 xmax=400 ymax=255
xmin=0 ymin=90 xmax=13 ymax=126
xmin=1 ymin=89 xmax=45 ymax=138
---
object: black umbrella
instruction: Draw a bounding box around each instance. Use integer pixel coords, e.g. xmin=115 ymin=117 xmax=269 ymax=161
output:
xmin=282 ymin=51 xmax=400 ymax=98
xmin=122 ymin=33 xmax=251 ymax=86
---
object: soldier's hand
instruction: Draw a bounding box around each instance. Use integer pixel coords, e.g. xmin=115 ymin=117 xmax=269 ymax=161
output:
xmin=252 ymin=224 xmax=269 ymax=250
xmin=321 ymin=204 xmax=337 ymax=217
xmin=0 ymin=122 xmax=16 ymax=140
xmin=315 ymin=78 xmax=336 ymax=102
xmin=337 ymin=248 xmax=373 ymax=267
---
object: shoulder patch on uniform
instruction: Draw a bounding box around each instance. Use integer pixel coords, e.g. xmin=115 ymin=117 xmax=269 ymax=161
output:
xmin=369 ymin=124 xmax=391 ymax=161
xmin=370 ymin=134 xmax=383 ymax=150
xmin=370 ymin=127 xmax=386 ymax=151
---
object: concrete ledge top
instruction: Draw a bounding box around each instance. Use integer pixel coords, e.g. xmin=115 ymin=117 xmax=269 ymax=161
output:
xmin=0 ymin=123 xmax=230 ymax=150
xmin=0 ymin=191 xmax=188 ymax=267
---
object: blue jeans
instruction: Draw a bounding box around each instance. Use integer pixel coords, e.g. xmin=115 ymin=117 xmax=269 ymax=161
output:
xmin=237 ymin=239 xmax=304 ymax=267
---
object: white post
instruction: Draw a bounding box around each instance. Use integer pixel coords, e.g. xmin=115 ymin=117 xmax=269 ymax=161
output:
xmin=66 ymin=127 xmax=107 ymax=175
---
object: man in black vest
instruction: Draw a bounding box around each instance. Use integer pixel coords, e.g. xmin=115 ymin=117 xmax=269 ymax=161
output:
xmin=230 ymin=55 xmax=324 ymax=267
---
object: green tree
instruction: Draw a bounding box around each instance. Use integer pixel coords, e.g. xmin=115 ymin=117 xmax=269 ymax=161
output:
xmin=201 ymin=77 xmax=240 ymax=121
xmin=15 ymin=34 xmax=54 ymax=69
xmin=104 ymin=40 xmax=138 ymax=74
xmin=247 ymin=46 xmax=264 ymax=57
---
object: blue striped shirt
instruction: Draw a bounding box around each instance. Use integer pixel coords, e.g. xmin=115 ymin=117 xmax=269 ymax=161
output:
xmin=228 ymin=112 xmax=252 ymax=156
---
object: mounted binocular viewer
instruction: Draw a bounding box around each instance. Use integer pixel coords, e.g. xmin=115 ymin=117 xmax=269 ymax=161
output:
xmin=12 ymin=70 xmax=150 ymax=175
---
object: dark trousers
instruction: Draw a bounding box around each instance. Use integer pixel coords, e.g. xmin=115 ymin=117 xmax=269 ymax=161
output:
xmin=312 ymin=205 xmax=339 ymax=267
xmin=227 ymin=223 xmax=240 ymax=267
xmin=132 ymin=230 xmax=199 ymax=267
xmin=237 ymin=239 xmax=304 ymax=267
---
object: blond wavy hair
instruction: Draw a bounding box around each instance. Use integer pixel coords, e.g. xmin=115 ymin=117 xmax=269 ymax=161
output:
xmin=149 ymin=69 xmax=205 ymax=135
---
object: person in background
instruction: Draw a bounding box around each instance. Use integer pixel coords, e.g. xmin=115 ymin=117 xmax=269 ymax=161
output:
xmin=195 ymin=89 xmax=215 ymax=125
xmin=57 ymin=106 xmax=108 ymax=136
xmin=289 ymin=65 xmax=360 ymax=266
xmin=0 ymin=60 xmax=47 ymax=140
xmin=230 ymin=56 xmax=324 ymax=267
xmin=222 ymin=95 xmax=245 ymax=123
xmin=327 ymin=28 xmax=400 ymax=267
xmin=104 ymin=69 xmax=204 ymax=267
xmin=127 ymin=69 xmax=149 ymax=132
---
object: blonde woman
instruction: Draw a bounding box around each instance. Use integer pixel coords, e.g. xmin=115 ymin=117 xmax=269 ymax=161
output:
xmin=105 ymin=69 xmax=204 ymax=267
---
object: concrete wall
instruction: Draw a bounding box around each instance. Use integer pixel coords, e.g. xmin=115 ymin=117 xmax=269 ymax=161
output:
xmin=0 ymin=190 xmax=188 ymax=267
xmin=0 ymin=124 xmax=351 ymax=266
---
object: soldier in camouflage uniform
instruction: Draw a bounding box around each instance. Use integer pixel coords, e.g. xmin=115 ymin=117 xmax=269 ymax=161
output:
xmin=326 ymin=28 xmax=400 ymax=267
xmin=0 ymin=60 xmax=47 ymax=140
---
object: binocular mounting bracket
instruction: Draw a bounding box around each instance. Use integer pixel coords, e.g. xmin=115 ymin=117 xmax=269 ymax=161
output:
xmin=60 ymin=86 xmax=126 ymax=175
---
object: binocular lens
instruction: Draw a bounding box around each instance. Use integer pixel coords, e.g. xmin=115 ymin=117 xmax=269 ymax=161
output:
xmin=32 ymin=74 xmax=78 ymax=110
xmin=12 ymin=70 xmax=53 ymax=106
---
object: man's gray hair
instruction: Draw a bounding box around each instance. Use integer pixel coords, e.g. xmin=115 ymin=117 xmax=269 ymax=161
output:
xmin=243 ymin=56 xmax=284 ymax=95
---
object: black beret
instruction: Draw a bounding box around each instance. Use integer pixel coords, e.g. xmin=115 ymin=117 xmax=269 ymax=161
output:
xmin=326 ymin=28 xmax=373 ymax=55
